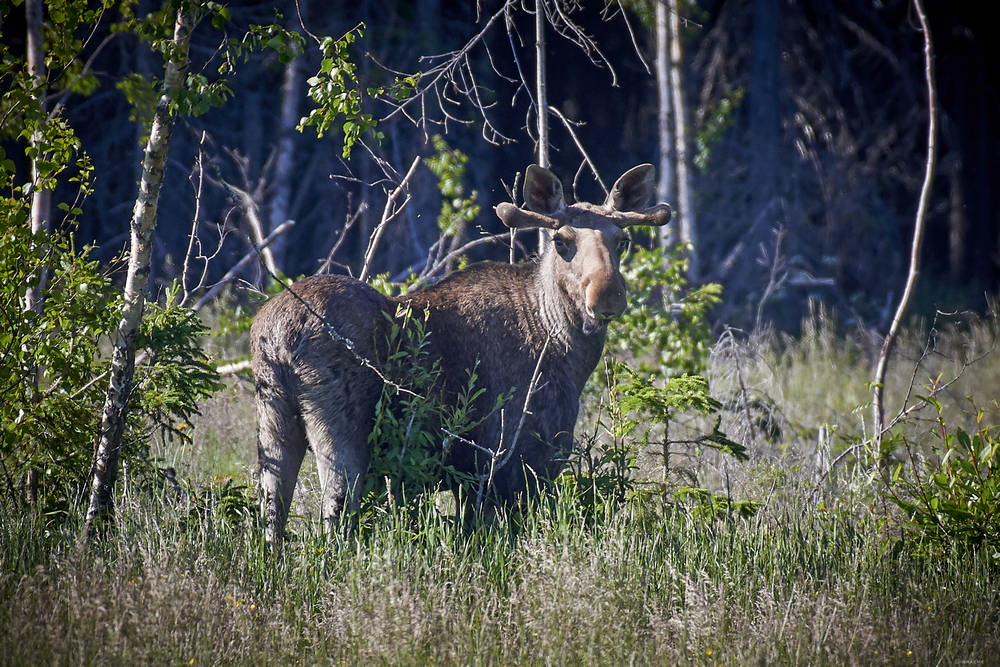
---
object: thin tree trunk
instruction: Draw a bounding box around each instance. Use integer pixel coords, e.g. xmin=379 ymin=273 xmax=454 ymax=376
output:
xmin=85 ymin=5 xmax=194 ymax=532
xmin=267 ymin=7 xmax=304 ymax=276
xmin=25 ymin=0 xmax=51 ymax=310
xmin=654 ymin=0 xmax=675 ymax=249
xmin=25 ymin=0 xmax=50 ymax=507
xmin=871 ymin=0 xmax=936 ymax=454
xmin=667 ymin=0 xmax=696 ymax=279
xmin=534 ymin=0 xmax=549 ymax=169
xmin=534 ymin=0 xmax=550 ymax=250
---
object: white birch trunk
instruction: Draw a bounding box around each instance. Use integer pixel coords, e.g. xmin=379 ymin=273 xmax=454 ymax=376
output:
xmin=24 ymin=0 xmax=49 ymax=505
xmin=535 ymin=0 xmax=549 ymax=170
xmin=25 ymin=0 xmax=51 ymax=311
xmin=654 ymin=1 xmax=675 ymax=248
xmin=668 ymin=0 xmax=697 ymax=279
xmin=85 ymin=6 xmax=194 ymax=530
xmin=534 ymin=0 xmax=549 ymax=249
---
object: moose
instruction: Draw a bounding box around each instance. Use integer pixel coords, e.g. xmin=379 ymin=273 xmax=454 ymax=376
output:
xmin=251 ymin=163 xmax=670 ymax=540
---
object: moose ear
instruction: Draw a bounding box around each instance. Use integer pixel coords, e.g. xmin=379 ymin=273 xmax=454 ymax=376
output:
xmin=606 ymin=164 xmax=656 ymax=212
xmin=523 ymin=164 xmax=565 ymax=214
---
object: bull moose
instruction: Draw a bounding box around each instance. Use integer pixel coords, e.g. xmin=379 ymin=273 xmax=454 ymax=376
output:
xmin=251 ymin=163 xmax=671 ymax=540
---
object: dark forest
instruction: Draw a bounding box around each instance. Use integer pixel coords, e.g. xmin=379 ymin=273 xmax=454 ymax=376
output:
xmin=3 ymin=0 xmax=998 ymax=329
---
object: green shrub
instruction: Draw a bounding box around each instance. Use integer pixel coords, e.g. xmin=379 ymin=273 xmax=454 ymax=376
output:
xmin=572 ymin=243 xmax=750 ymax=516
xmin=606 ymin=243 xmax=722 ymax=379
xmin=0 ymin=218 xmax=113 ymax=514
xmin=887 ymin=400 xmax=1000 ymax=563
xmin=363 ymin=303 xmax=496 ymax=516
xmin=0 ymin=203 xmax=220 ymax=517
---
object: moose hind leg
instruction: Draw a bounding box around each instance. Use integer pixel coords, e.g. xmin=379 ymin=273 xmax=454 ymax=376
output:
xmin=303 ymin=409 xmax=371 ymax=533
xmin=299 ymin=365 xmax=377 ymax=533
xmin=256 ymin=389 xmax=307 ymax=543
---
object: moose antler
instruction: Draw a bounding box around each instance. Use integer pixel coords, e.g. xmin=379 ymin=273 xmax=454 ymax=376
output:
xmin=609 ymin=203 xmax=672 ymax=228
xmin=494 ymin=201 xmax=671 ymax=230
xmin=494 ymin=202 xmax=562 ymax=230
xmin=495 ymin=163 xmax=671 ymax=231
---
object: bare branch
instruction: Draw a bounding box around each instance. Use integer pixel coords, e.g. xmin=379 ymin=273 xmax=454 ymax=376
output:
xmin=606 ymin=0 xmax=650 ymax=74
xmin=359 ymin=156 xmax=421 ymax=283
xmin=477 ymin=330 xmax=553 ymax=509
xmin=192 ymin=220 xmax=295 ymax=311
xmin=218 ymin=178 xmax=280 ymax=279
xmin=547 ymin=105 xmax=607 ymax=196
xmin=378 ymin=1 xmax=516 ymax=144
xmin=412 ymin=232 xmax=515 ymax=288
xmin=317 ymin=203 xmax=365 ymax=276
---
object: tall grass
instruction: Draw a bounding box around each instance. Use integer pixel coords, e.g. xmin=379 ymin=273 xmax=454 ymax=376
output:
xmin=2 ymin=312 xmax=999 ymax=665
xmin=2 ymin=489 xmax=997 ymax=665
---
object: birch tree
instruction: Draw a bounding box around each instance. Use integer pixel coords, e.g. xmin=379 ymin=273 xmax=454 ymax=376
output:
xmin=654 ymin=1 xmax=675 ymax=248
xmin=85 ymin=5 xmax=195 ymax=531
xmin=871 ymin=0 xmax=937 ymax=456
xmin=25 ymin=0 xmax=52 ymax=277
xmin=666 ymin=0 xmax=696 ymax=279
xmin=534 ymin=0 xmax=550 ymax=170
xmin=23 ymin=0 xmax=50 ymax=503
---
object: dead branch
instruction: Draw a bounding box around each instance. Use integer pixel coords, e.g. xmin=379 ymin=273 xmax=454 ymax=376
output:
xmin=359 ymin=156 xmax=421 ymax=283
xmin=378 ymin=1 xmax=515 ymax=143
xmin=192 ymin=220 xmax=294 ymax=311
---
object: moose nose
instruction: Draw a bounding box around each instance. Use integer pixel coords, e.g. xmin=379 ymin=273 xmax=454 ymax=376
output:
xmin=588 ymin=280 xmax=627 ymax=321
xmin=593 ymin=298 xmax=625 ymax=321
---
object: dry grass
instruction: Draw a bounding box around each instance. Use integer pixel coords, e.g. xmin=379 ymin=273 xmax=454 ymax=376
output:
xmin=3 ymin=497 xmax=997 ymax=665
xmin=3 ymin=312 xmax=999 ymax=665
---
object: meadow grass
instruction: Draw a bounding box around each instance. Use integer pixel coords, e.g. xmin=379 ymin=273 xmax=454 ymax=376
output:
xmin=3 ymin=488 xmax=997 ymax=665
xmin=2 ymin=312 xmax=999 ymax=665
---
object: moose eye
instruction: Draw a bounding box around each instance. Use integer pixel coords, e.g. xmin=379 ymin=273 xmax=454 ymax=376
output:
xmin=553 ymin=234 xmax=573 ymax=258
xmin=616 ymin=235 xmax=631 ymax=255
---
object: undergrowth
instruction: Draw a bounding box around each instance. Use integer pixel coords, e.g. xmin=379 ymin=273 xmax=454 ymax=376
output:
xmin=1 ymin=480 xmax=997 ymax=665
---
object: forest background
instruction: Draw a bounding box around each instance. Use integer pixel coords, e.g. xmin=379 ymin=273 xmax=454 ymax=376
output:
xmin=3 ymin=0 xmax=997 ymax=332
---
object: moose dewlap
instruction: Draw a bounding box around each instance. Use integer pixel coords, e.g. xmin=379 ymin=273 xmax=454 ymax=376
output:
xmin=251 ymin=164 xmax=670 ymax=540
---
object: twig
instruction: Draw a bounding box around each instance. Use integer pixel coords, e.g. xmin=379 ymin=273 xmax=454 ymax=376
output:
xmin=378 ymin=1 xmax=515 ymax=143
xmin=501 ymin=332 xmax=552 ymax=470
xmin=478 ymin=331 xmax=553 ymax=508
xmin=317 ymin=203 xmax=365 ymax=276
xmin=413 ymin=232 xmax=513 ymax=288
xmin=359 ymin=156 xmax=421 ymax=283
xmin=547 ymin=105 xmax=607 ymax=197
xmin=182 ymin=131 xmax=209 ymax=303
xmin=192 ymin=220 xmax=294 ymax=311
xmin=608 ymin=0 xmax=650 ymax=74
xmin=755 ymin=227 xmax=788 ymax=330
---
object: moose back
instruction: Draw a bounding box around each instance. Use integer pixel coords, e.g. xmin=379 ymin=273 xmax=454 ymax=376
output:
xmin=251 ymin=164 xmax=670 ymax=540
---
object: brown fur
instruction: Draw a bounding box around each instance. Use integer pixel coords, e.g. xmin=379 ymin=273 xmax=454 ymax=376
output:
xmin=251 ymin=164 xmax=670 ymax=540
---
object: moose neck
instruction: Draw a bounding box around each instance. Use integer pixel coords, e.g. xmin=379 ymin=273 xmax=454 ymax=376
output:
xmin=532 ymin=244 xmax=609 ymax=391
